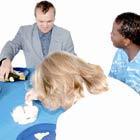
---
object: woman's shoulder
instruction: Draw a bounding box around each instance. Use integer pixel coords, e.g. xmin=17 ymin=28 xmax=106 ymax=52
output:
xmin=107 ymin=77 xmax=139 ymax=96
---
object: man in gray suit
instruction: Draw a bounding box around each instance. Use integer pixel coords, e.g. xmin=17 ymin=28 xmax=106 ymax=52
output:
xmin=0 ymin=1 xmax=75 ymax=81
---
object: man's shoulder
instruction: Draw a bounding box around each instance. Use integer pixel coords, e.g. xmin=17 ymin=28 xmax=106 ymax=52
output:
xmin=53 ymin=25 xmax=70 ymax=33
xmin=19 ymin=23 xmax=36 ymax=31
xmin=52 ymin=25 xmax=71 ymax=40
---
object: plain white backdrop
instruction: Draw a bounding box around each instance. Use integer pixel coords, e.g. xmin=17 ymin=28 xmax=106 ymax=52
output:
xmin=0 ymin=0 xmax=140 ymax=74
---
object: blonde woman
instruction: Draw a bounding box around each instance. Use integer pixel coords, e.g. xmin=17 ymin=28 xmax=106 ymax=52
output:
xmin=25 ymin=52 xmax=139 ymax=140
xmin=26 ymin=51 xmax=108 ymax=109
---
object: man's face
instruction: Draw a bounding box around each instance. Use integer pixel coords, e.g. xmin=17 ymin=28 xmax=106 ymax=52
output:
xmin=111 ymin=22 xmax=126 ymax=48
xmin=35 ymin=8 xmax=55 ymax=33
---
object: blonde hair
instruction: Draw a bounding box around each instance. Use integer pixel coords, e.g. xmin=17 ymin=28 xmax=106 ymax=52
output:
xmin=33 ymin=52 xmax=108 ymax=110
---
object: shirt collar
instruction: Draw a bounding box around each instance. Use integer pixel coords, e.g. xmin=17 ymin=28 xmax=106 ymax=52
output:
xmin=132 ymin=50 xmax=140 ymax=62
xmin=38 ymin=28 xmax=52 ymax=39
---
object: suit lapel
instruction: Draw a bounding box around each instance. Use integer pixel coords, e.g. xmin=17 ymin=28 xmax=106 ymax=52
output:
xmin=49 ymin=25 xmax=62 ymax=53
xmin=32 ymin=24 xmax=44 ymax=59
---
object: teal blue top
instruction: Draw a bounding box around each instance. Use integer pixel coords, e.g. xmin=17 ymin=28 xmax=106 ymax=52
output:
xmin=109 ymin=48 xmax=140 ymax=94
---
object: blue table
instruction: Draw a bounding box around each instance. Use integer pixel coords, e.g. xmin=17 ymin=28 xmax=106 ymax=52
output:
xmin=0 ymin=68 xmax=64 ymax=140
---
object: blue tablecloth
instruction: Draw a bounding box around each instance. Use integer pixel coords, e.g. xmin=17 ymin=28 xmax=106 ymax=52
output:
xmin=0 ymin=68 xmax=64 ymax=140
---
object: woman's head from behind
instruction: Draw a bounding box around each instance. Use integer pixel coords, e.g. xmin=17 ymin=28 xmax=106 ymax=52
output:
xmin=33 ymin=52 xmax=108 ymax=110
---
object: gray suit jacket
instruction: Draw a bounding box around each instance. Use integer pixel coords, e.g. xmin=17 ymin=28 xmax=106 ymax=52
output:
xmin=0 ymin=23 xmax=75 ymax=68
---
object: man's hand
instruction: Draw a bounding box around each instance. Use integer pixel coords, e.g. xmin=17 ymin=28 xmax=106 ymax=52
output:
xmin=0 ymin=58 xmax=12 ymax=81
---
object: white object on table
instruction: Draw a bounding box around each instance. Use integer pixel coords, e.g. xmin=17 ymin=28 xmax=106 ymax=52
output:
xmin=34 ymin=132 xmax=49 ymax=140
xmin=11 ymin=101 xmax=39 ymax=125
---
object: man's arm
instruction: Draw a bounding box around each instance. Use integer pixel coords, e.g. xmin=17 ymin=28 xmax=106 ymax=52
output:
xmin=0 ymin=27 xmax=23 ymax=81
xmin=0 ymin=27 xmax=23 ymax=61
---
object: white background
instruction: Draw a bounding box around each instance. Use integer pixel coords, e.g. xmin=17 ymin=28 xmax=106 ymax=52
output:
xmin=0 ymin=0 xmax=140 ymax=75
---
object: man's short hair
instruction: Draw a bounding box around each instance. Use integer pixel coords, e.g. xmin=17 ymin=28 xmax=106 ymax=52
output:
xmin=34 ymin=0 xmax=55 ymax=16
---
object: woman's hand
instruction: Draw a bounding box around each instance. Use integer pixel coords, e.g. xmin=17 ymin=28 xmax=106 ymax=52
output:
xmin=25 ymin=89 xmax=38 ymax=105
